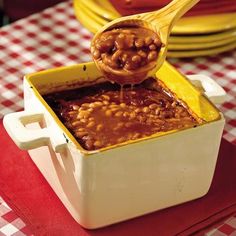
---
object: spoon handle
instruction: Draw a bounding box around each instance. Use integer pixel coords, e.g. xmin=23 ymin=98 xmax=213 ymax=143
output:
xmin=141 ymin=0 xmax=199 ymax=31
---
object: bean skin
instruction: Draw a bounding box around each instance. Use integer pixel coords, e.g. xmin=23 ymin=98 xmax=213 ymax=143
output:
xmin=123 ymin=111 xmax=129 ymax=118
xmin=132 ymin=132 xmax=141 ymax=140
xmin=45 ymin=77 xmax=199 ymax=151
xmin=93 ymin=101 xmax=103 ymax=107
xmin=132 ymin=55 xmax=141 ymax=63
xmin=155 ymin=108 xmax=161 ymax=115
xmin=171 ymin=102 xmax=177 ymax=107
xmin=80 ymin=118 xmax=87 ymax=123
xmin=143 ymin=107 xmax=150 ymax=113
xmin=92 ymin=27 xmax=162 ymax=75
xmin=121 ymin=53 xmax=128 ymax=63
xmin=101 ymin=95 xmax=110 ymax=100
xmin=154 ymin=37 xmax=162 ymax=47
xmin=93 ymin=50 xmax=101 ymax=59
xmin=125 ymin=122 xmax=132 ymax=128
xmin=78 ymin=110 xmax=90 ymax=119
xmin=72 ymin=105 xmax=79 ymax=110
xmin=111 ymin=107 xmax=119 ymax=112
xmin=109 ymin=104 xmax=118 ymax=108
xmin=82 ymin=103 xmax=90 ymax=108
xmin=103 ymin=101 xmax=109 ymax=105
xmin=149 ymin=44 xmax=157 ymax=50
xmin=135 ymin=108 xmax=141 ymax=113
xmin=111 ymin=50 xmax=122 ymax=61
xmin=94 ymin=140 xmax=102 ymax=148
xmin=68 ymin=111 xmax=77 ymax=115
xmin=72 ymin=121 xmax=80 ymax=127
xmin=105 ymin=110 xmax=113 ymax=117
xmin=118 ymin=33 xmax=125 ymax=39
xmin=76 ymin=131 xmax=88 ymax=138
xmin=149 ymin=103 xmax=158 ymax=110
xmin=129 ymin=111 xmax=136 ymax=119
xmin=145 ymin=36 xmax=153 ymax=46
xmin=78 ymin=128 xmax=85 ymax=132
xmin=117 ymin=137 xmax=126 ymax=143
xmin=148 ymin=51 xmax=158 ymax=61
xmin=124 ymin=63 xmax=132 ymax=70
xmin=87 ymin=121 xmax=95 ymax=128
xmin=115 ymin=111 xmax=123 ymax=117
xmin=84 ymin=139 xmax=93 ymax=150
xmin=135 ymin=38 xmax=144 ymax=48
xmin=138 ymin=50 xmax=147 ymax=58
xmin=138 ymin=116 xmax=146 ymax=123
xmin=96 ymin=124 xmax=104 ymax=132
xmin=120 ymin=103 xmax=126 ymax=108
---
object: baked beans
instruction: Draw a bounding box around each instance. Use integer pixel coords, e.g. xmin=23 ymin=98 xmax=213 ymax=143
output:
xmin=91 ymin=27 xmax=162 ymax=85
xmin=44 ymin=78 xmax=201 ymax=151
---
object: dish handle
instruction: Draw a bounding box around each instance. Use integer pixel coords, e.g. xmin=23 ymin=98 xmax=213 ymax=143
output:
xmin=187 ymin=74 xmax=226 ymax=105
xmin=3 ymin=111 xmax=67 ymax=152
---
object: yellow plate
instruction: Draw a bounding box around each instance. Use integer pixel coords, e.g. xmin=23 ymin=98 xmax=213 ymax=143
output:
xmin=80 ymin=0 xmax=119 ymax=20
xmin=78 ymin=2 xmax=108 ymax=26
xmin=74 ymin=4 xmax=236 ymax=55
xmin=173 ymin=13 xmax=236 ymax=34
xmin=76 ymin=3 xmax=236 ymax=44
xmin=168 ymin=36 xmax=236 ymax=50
xmin=167 ymin=41 xmax=236 ymax=58
xmin=74 ymin=1 xmax=103 ymax=34
xmin=75 ymin=0 xmax=236 ymax=34
xmin=169 ymin=28 xmax=236 ymax=44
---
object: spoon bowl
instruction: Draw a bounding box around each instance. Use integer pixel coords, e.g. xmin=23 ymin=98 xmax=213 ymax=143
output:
xmin=91 ymin=0 xmax=200 ymax=84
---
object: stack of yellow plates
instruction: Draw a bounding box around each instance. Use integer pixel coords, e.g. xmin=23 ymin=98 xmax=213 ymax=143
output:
xmin=73 ymin=0 xmax=236 ymax=58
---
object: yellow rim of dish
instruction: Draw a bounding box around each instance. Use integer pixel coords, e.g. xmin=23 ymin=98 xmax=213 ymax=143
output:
xmin=25 ymin=61 xmax=221 ymax=155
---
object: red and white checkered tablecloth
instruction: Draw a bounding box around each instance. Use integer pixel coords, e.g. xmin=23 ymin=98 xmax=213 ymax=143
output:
xmin=169 ymin=56 xmax=236 ymax=145
xmin=0 ymin=2 xmax=235 ymax=145
xmin=1 ymin=195 xmax=236 ymax=236
xmin=0 ymin=1 xmax=236 ymax=235
xmin=0 ymin=197 xmax=32 ymax=236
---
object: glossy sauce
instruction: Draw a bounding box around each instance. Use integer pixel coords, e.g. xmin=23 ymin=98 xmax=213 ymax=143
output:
xmin=91 ymin=27 xmax=162 ymax=85
xmin=43 ymin=79 xmax=201 ymax=151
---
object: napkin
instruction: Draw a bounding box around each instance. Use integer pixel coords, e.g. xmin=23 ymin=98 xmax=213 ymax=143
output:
xmin=1 ymin=119 xmax=236 ymax=236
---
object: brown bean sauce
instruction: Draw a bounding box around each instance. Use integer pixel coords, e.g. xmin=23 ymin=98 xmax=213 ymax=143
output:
xmin=91 ymin=27 xmax=162 ymax=85
xmin=43 ymin=78 xmax=201 ymax=151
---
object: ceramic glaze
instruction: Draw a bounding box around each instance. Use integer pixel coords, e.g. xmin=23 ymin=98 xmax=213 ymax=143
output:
xmin=3 ymin=62 xmax=225 ymax=229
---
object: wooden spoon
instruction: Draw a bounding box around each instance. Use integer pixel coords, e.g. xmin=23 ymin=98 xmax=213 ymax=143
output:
xmin=91 ymin=0 xmax=200 ymax=85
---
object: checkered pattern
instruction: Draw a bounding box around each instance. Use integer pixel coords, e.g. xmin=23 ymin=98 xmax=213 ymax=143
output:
xmin=0 ymin=197 xmax=32 ymax=236
xmin=168 ymin=52 xmax=236 ymax=145
xmin=0 ymin=1 xmax=236 ymax=145
xmin=0 ymin=1 xmax=236 ymax=235
xmin=0 ymin=1 xmax=236 ymax=144
xmin=0 ymin=1 xmax=92 ymax=116
xmin=206 ymin=217 xmax=236 ymax=236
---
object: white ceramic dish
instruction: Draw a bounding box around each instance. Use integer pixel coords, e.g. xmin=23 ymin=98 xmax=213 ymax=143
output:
xmin=3 ymin=62 xmax=225 ymax=229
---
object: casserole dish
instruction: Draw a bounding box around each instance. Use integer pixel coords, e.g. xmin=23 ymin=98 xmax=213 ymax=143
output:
xmin=3 ymin=61 xmax=225 ymax=229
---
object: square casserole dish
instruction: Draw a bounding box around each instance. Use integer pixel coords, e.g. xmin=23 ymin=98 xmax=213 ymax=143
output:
xmin=3 ymin=61 xmax=225 ymax=229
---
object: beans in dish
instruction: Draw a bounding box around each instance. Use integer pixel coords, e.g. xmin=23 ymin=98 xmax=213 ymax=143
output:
xmin=43 ymin=78 xmax=201 ymax=151
xmin=91 ymin=27 xmax=162 ymax=85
